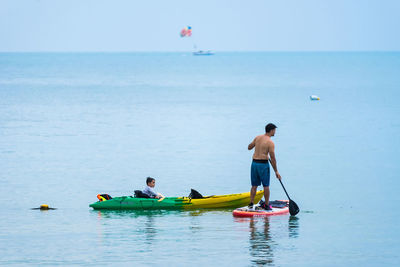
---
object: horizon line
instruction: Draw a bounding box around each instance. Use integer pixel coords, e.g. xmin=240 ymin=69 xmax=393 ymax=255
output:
xmin=1 ymin=50 xmax=399 ymax=53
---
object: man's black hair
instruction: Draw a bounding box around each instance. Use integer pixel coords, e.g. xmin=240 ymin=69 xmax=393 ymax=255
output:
xmin=265 ymin=123 xmax=277 ymax=133
xmin=146 ymin=177 xmax=155 ymax=185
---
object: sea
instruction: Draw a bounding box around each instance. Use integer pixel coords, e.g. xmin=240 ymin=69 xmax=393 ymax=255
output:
xmin=0 ymin=52 xmax=399 ymax=266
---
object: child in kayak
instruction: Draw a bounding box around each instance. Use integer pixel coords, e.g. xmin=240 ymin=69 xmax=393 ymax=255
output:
xmin=143 ymin=177 xmax=164 ymax=199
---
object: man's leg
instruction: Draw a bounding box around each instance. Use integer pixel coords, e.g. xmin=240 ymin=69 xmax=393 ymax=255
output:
xmin=263 ymin=186 xmax=270 ymax=205
xmin=250 ymin=186 xmax=258 ymax=204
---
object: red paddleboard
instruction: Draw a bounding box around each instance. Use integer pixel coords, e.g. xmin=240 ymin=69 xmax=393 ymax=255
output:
xmin=232 ymin=200 xmax=289 ymax=217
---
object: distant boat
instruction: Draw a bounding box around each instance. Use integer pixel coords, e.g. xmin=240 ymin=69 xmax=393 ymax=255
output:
xmin=193 ymin=50 xmax=214 ymax=56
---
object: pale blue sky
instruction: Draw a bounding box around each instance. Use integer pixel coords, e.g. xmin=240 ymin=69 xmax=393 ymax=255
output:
xmin=0 ymin=0 xmax=399 ymax=52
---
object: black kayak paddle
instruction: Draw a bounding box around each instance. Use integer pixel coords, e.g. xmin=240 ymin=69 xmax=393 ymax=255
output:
xmin=278 ymin=179 xmax=300 ymax=216
xmin=268 ymin=159 xmax=300 ymax=216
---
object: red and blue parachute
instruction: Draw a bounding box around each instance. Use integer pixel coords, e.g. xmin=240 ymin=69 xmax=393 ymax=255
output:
xmin=180 ymin=26 xmax=192 ymax=37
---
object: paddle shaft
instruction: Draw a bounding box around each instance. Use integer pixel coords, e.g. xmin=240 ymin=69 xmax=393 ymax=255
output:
xmin=268 ymin=159 xmax=291 ymax=200
xmin=278 ymin=179 xmax=292 ymax=201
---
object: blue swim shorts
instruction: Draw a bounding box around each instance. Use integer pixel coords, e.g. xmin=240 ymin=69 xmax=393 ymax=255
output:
xmin=251 ymin=160 xmax=270 ymax=187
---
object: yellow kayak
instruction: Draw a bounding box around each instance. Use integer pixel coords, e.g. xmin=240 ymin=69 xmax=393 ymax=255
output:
xmin=180 ymin=190 xmax=264 ymax=209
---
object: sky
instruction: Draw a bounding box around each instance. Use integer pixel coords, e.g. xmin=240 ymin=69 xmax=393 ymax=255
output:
xmin=0 ymin=0 xmax=399 ymax=52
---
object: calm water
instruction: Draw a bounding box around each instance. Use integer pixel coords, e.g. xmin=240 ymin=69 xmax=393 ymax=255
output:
xmin=0 ymin=52 xmax=399 ymax=266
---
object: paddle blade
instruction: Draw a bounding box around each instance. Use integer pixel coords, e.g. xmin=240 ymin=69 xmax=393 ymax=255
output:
xmin=289 ymin=200 xmax=300 ymax=216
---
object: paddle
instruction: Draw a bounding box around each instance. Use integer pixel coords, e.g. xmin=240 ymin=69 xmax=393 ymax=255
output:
xmin=278 ymin=179 xmax=300 ymax=216
xmin=269 ymin=159 xmax=300 ymax=216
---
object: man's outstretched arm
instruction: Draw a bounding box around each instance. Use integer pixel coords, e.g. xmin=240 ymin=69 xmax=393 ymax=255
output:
xmin=269 ymin=143 xmax=281 ymax=179
xmin=248 ymin=138 xmax=256 ymax=150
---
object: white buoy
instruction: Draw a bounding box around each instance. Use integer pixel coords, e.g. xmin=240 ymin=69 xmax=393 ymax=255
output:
xmin=310 ymin=95 xmax=320 ymax=100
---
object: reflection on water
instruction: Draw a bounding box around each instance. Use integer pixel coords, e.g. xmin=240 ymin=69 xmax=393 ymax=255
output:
xmin=93 ymin=209 xmax=181 ymax=218
xmin=237 ymin=216 xmax=300 ymax=266
xmin=92 ymin=209 xmax=300 ymax=266
xmin=185 ymin=208 xmax=233 ymax=217
xmin=93 ymin=210 xmax=168 ymax=247
xmin=93 ymin=208 xmax=232 ymax=218
xmin=144 ymin=215 xmax=156 ymax=244
xmin=288 ymin=216 xmax=300 ymax=238
xmin=93 ymin=209 xmax=233 ymax=244
xmin=249 ymin=218 xmax=274 ymax=266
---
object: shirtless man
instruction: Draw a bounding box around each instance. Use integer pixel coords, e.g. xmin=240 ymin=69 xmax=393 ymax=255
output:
xmin=247 ymin=123 xmax=281 ymax=210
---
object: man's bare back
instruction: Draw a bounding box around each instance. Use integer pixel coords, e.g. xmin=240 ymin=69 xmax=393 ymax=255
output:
xmin=248 ymin=134 xmax=274 ymax=160
xmin=248 ymin=131 xmax=280 ymax=177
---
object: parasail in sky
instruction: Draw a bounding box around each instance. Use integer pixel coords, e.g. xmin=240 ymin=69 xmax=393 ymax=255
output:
xmin=180 ymin=26 xmax=192 ymax=37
